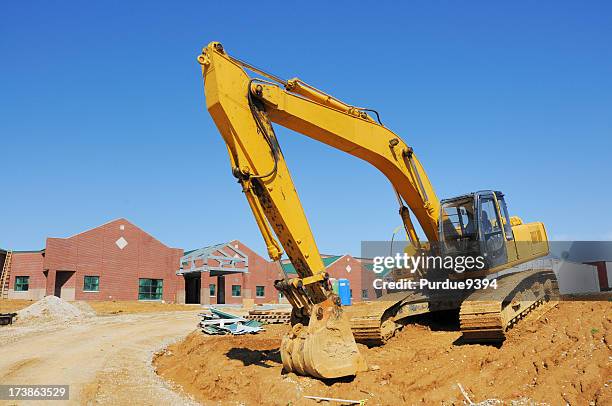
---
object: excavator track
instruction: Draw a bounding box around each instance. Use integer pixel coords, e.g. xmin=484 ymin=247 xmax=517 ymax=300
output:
xmin=459 ymin=269 xmax=559 ymax=342
xmin=346 ymin=291 xmax=418 ymax=345
xmin=347 ymin=269 xmax=558 ymax=345
xmin=346 ymin=290 xmax=456 ymax=345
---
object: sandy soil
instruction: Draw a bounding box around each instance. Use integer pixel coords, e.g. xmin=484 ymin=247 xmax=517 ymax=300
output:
xmin=0 ymin=300 xmax=35 ymax=314
xmin=155 ymin=301 xmax=611 ymax=405
xmin=0 ymin=311 xmax=201 ymax=405
xmin=0 ymin=299 xmax=197 ymax=315
xmin=86 ymin=300 xmax=198 ymax=315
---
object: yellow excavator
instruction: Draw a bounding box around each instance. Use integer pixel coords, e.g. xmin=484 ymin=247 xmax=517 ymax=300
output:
xmin=198 ymin=42 xmax=558 ymax=379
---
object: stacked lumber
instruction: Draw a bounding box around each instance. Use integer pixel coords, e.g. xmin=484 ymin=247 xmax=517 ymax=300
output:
xmin=245 ymin=308 xmax=291 ymax=324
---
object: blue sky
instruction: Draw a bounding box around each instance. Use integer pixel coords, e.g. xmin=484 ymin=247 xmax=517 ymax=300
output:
xmin=1 ymin=1 xmax=611 ymax=256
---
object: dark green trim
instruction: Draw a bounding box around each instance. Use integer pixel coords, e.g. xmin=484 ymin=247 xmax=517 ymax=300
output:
xmin=138 ymin=278 xmax=163 ymax=300
xmin=280 ymin=255 xmax=342 ymax=275
xmin=83 ymin=275 xmax=100 ymax=292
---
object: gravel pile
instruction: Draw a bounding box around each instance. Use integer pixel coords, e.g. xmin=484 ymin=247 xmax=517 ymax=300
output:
xmin=16 ymin=296 xmax=89 ymax=325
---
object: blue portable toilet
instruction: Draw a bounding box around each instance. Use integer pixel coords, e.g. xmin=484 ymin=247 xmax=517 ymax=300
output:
xmin=337 ymin=278 xmax=351 ymax=306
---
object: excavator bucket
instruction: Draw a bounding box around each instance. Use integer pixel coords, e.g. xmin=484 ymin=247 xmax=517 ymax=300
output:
xmin=280 ymin=301 xmax=367 ymax=379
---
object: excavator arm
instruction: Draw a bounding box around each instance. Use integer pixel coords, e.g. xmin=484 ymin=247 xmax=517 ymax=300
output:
xmin=198 ymin=41 xmax=439 ymax=378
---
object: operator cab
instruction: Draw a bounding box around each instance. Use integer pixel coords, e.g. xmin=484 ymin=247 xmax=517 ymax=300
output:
xmin=439 ymin=190 xmax=515 ymax=270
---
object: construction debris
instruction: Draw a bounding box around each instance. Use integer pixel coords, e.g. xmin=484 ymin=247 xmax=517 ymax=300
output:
xmin=304 ymin=395 xmax=365 ymax=405
xmin=245 ymin=308 xmax=291 ymax=324
xmin=199 ymin=307 xmax=263 ymax=335
xmin=458 ymin=382 xmax=474 ymax=405
xmin=201 ymin=303 xmax=291 ymax=325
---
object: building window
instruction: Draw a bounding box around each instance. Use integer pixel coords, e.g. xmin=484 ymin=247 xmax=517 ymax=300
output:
xmin=256 ymin=286 xmax=265 ymax=297
xmin=138 ymin=278 xmax=163 ymax=300
xmin=209 ymin=284 xmax=216 ymax=297
xmin=361 ymin=289 xmax=369 ymax=300
xmin=231 ymin=285 xmax=241 ymax=297
xmin=83 ymin=276 xmax=99 ymax=292
xmin=15 ymin=276 xmax=29 ymax=292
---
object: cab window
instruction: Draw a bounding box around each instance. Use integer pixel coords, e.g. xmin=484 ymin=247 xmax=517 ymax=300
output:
xmin=479 ymin=197 xmax=501 ymax=235
xmin=441 ymin=199 xmax=477 ymax=242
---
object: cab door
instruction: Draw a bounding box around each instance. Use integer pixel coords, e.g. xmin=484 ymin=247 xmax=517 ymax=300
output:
xmin=495 ymin=193 xmax=518 ymax=263
xmin=477 ymin=192 xmax=507 ymax=269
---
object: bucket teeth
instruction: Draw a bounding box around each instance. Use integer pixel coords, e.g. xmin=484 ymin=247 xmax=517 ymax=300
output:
xmin=280 ymin=302 xmax=367 ymax=379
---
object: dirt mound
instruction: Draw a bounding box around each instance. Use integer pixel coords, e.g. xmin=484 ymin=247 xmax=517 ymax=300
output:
xmin=154 ymin=301 xmax=611 ymax=405
xmin=16 ymin=296 xmax=89 ymax=325
xmin=71 ymin=301 xmax=97 ymax=317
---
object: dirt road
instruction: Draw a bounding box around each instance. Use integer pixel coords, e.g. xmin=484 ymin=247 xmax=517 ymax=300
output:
xmin=0 ymin=311 xmax=200 ymax=405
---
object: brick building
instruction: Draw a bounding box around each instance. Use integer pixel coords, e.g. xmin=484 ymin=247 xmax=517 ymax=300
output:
xmin=4 ymin=219 xmax=183 ymax=302
xmin=178 ymin=245 xmax=377 ymax=305
xmin=1 ymin=218 xmax=376 ymax=304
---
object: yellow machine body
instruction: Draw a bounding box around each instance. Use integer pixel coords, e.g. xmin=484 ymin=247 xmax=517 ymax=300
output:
xmin=198 ymin=41 xmax=550 ymax=379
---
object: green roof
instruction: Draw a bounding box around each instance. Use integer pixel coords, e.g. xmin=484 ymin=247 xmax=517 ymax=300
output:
xmin=362 ymin=262 xmax=393 ymax=277
xmin=281 ymin=255 xmax=342 ymax=275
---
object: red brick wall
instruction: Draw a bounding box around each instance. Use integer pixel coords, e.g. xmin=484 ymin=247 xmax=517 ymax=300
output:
xmin=43 ymin=218 xmax=183 ymax=302
xmin=9 ymin=252 xmax=46 ymax=300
